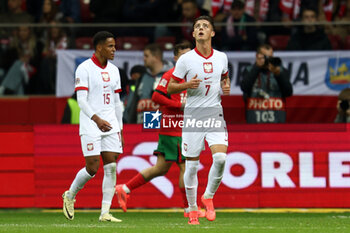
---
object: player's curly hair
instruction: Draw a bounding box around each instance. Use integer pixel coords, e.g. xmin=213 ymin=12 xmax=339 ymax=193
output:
xmin=92 ymin=31 xmax=115 ymax=50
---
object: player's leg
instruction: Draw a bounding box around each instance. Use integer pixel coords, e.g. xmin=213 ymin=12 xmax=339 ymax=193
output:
xmin=116 ymin=135 xmax=177 ymax=211
xmin=182 ymin=132 xmax=204 ymax=225
xmin=99 ymin=133 xmax=122 ymax=222
xmin=177 ymin=161 xmax=187 ymax=209
xmin=63 ymin=135 xmax=101 ymax=220
xmin=202 ymin=130 xmax=228 ymax=221
xmin=116 ymin=157 xmax=172 ymax=212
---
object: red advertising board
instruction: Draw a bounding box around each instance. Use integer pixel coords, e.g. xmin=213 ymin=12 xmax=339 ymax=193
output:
xmin=31 ymin=124 xmax=350 ymax=209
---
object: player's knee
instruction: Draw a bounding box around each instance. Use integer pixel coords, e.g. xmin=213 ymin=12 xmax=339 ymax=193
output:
xmin=213 ymin=152 xmax=226 ymax=167
xmin=103 ymin=162 xmax=116 ymax=173
xmin=185 ymin=160 xmax=199 ymax=176
xmin=86 ymin=165 xmax=99 ymax=176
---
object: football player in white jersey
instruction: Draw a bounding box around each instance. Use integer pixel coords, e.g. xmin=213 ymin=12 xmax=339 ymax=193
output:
xmin=62 ymin=31 xmax=124 ymax=223
xmin=168 ymin=15 xmax=230 ymax=225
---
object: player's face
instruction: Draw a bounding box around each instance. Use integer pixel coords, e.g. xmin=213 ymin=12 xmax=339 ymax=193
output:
xmin=100 ymin=37 xmax=116 ymax=60
xmin=192 ymin=19 xmax=215 ymax=42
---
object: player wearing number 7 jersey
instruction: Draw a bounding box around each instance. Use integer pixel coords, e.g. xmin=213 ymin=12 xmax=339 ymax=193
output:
xmin=62 ymin=31 xmax=123 ymax=223
xmin=168 ymin=15 xmax=230 ymax=225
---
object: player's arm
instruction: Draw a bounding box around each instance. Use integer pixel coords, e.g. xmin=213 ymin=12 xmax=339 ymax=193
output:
xmin=153 ymin=73 xmax=182 ymax=109
xmin=152 ymin=90 xmax=182 ymax=109
xmin=167 ymin=75 xmax=201 ymax=94
xmin=76 ymin=90 xmax=112 ymax=132
xmin=114 ymin=91 xmax=124 ymax=147
xmin=220 ymin=72 xmax=230 ymax=96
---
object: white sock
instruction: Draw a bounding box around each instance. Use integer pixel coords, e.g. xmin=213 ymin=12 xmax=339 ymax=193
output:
xmin=68 ymin=167 xmax=93 ymax=199
xmin=204 ymin=153 xmax=226 ymax=199
xmin=101 ymin=162 xmax=117 ymax=215
xmin=123 ymin=184 xmax=131 ymax=194
xmin=184 ymin=160 xmax=199 ymax=212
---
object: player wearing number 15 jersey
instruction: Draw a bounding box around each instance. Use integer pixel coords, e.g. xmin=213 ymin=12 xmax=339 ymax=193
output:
xmin=62 ymin=31 xmax=123 ymax=223
xmin=168 ymin=16 xmax=230 ymax=225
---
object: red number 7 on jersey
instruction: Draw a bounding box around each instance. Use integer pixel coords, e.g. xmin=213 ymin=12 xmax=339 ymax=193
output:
xmin=205 ymin=85 xmax=210 ymax=96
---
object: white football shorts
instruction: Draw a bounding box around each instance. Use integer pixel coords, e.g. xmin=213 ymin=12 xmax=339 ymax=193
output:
xmin=182 ymin=130 xmax=228 ymax=157
xmin=80 ymin=132 xmax=123 ymax=156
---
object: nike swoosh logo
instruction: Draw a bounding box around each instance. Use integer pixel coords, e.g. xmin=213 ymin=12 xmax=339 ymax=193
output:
xmin=64 ymin=202 xmax=73 ymax=219
xmin=204 ymin=77 xmax=211 ymax=80
xmin=103 ymin=86 xmax=108 ymax=88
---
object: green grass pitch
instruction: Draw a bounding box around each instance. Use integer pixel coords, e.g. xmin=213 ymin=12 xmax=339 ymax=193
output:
xmin=1 ymin=209 xmax=350 ymax=233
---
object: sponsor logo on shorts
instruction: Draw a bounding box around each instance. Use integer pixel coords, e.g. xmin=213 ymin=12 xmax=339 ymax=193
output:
xmin=143 ymin=110 xmax=162 ymax=129
xmin=184 ymin=143 xmax=187 ymax=151
xmin=87 ymin=143 xmax=94 ymax=151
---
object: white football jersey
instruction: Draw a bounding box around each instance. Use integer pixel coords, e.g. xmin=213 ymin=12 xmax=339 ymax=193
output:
xmin=75 ymin=54 xmax=122 ymax=136
xmin=172 ymin=48 xmax=228 ymax=108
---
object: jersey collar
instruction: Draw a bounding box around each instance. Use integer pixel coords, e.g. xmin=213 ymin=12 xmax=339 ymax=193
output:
xmin=91 ymin=53 xmax=107 ymax=69
xmin=194 ymin=47 xmax=213 ymax=59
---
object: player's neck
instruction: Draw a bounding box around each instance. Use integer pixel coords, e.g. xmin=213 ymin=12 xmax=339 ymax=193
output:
xmin=95 ymin=53 xmax=107 ymax=67
xmin=195 ymin=42 xmax=212 ymax=57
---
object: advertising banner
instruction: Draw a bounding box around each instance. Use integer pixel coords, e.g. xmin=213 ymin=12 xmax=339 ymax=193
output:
xmin=33 ymin=124 xmax=350 ymax=208
xmin=56 ymin=50 xmax=350 ymax=97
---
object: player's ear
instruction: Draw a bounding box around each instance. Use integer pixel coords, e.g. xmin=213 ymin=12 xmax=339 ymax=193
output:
xmin=192 ymin=30 xmax=195 ymax=39
xmin=211 ymin=30 xmax=215 ymax=38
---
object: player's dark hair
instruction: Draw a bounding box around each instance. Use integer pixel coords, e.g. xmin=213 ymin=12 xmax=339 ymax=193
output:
xmin=174 ymin=42 xmax=192 ymax=56
xmin=257 ymin=44 xmax=272 ymax=53
xmin=192 ymin=15 xmax=215 ymax=31
xmin=144 ymin=43 xmax=163 ymax=60
xmin=92 ymin=31 xmax=114 ymax=50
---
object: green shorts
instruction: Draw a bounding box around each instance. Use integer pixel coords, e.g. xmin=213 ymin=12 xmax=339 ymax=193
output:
xmin=154 ymin=135 xmax=186 ymax=163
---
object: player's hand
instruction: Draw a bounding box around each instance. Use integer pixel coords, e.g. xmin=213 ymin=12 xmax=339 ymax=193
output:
xmin=187 ymin=74 xmax=201 ymax=89
xmin=92 ymin=115 xmax=112 ymax=132
xmin=221 ymin=78 xmax=230 ymax=96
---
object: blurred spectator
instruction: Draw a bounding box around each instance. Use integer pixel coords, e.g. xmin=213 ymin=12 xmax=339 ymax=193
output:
xmin=286 ymin=7 xmax=332 ymax=51
xmin=319 ymin=0 xmax=350 ymax=40
xmin=220 ymin=0 xmax=258 ymax=51
xmin=61 ymin=92 xmax=80 ymax=124
xmin=123 ymin=43 xmax=173 ymax=123
xmin=36 ymin=21 xmax=72 ymax=94
xmin=128 ymin=65 xmax=146 ymax=94
xmin=335 ymin=88 xmax=350 ymax=123
xmin=0 ymin=0 xmax=34 ymax=37
xmin=241 ymin=44 xmax=292 ymax=123
xmin=0 ymin=26 xmax=43 ymax=95
xmin=39 ymin=0 xmax=60 ymax=23
xmin=178 ymin=0 xmax=209 ymax=43
xmin=59 ymin=0 xmax=80 ymax=23
xmin=212 ymin=0 xmax=232 ymax=22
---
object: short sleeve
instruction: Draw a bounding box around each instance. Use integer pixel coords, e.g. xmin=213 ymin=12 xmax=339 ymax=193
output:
xmin=75 ymin=65 xmax=89 ymax=91
xmin=172 ymin=55 xmax=187 ymax=81
xmin=156 ymin=69 xmax=172 ymax=94
xmin=222 ymin=53 xmax=228 ymax=76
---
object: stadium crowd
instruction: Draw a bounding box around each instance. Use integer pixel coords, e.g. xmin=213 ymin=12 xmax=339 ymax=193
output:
xmin=0 ymin=0 xmax=349 ymax=95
